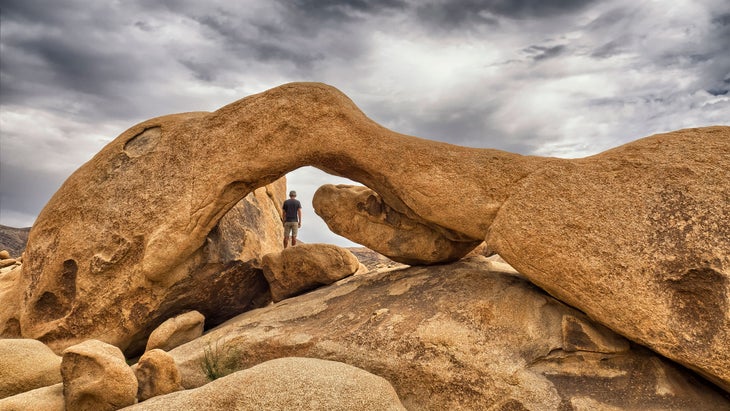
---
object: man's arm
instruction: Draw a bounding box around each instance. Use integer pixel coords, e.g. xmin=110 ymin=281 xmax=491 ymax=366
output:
xmin=298 ymin=208 xmax=302 ymax=227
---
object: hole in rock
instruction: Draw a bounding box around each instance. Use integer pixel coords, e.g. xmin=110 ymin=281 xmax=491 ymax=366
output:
xmin=284 ymin=167 xmax=361 ymax=247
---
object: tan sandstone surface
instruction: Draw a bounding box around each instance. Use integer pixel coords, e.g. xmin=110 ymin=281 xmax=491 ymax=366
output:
xmin=145 ymin=310 xmax=205 ymax=352
xmin=164 ymin=257 xmax=729 ymax=410
xmin=4 ymin=82 xmax=728 ymax=391
xmin=313 ymin=184 xmax=481 ymax=264
xmin=262 ymin=243 xmax=360 ymax=302
xmin=134 ymin=349 xmax=183 ymax=402
xmin=2 ymin=180 xmax=284 ymax=355
xmin=61 ymin=339 xmax=138 ymax=411
xmin=0 ymin=338 xmax=62 ymax=399
xmin=123 ymin=357 xmax=406 ymax=410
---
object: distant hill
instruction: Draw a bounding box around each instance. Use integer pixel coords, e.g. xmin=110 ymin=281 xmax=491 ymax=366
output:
xmin=0 ymin=225 xmax=30 ymax=258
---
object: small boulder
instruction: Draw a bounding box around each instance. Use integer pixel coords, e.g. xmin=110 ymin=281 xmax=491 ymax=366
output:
xmin=262 ymin=243 xmax=360 ymax=302
xmin=0 ymin=339 xmax=62 ymax=399
xmin=123 ymin=357 xmax=405 ymax=410
xmin=0 ymin=258 xmax=16 ymax=268
xmin=145 ymin=311 xmax=205 ymax=352
xmin=0 ymin=250 xmax=10 ymax=259
xmin=135 ymin=349 xmax=183 ymax=402
xmin=61 ymin=339 xmax=137 ymax=411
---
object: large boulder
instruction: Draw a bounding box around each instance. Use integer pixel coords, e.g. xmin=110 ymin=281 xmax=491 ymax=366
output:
xmin=485 ymin=127 xmax=730 ymax=390
xmin=261 ymin=243 xmax=360 ymax=302
xmin=145 ymin=310 xmax=205 ymax=352
xmin=61 ymin=339 xmax=138 ymax=411
xmin=0 ymin=383 xmax=64 ymax=411
xmin=13 ymin=82 xmax=728 ymax=388
xmin=166 ymin=258 xmax=729 ymax=410
xmin=313 ymin=184 xmax=480 ymax=265
xmin=0 ymin=338 xmax=62 ymax=399
xmin=124 ymin=357 xmax=405 ymax=410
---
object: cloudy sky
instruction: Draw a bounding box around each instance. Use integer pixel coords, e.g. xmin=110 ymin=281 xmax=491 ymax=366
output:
xmin=1 ymin=0 xmax=728 ymax=246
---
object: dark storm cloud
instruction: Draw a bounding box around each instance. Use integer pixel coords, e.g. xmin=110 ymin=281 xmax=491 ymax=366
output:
xmin=704 ymin=12 xmax=730 ymax=96
xmin=414 ymin=0 xmax=596 ymax=29
xmin=286 ymin=0 xmax=407 ymax=20
xmin=525 ymin=44 xmax=566 ymax=61
xmin=4 ymin=35 xmax=137 ymax=97
xmin=0 ymin=0 xmax=157 ymax=121
xmin=185 ymin=0 xmax=406 ymax=77
xmin=193 ymin=12 xmax=327 ymax=72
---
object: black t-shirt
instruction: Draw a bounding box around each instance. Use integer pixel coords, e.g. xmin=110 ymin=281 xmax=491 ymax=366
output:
xmin=283 ymin=198 xmax=302 ymax=222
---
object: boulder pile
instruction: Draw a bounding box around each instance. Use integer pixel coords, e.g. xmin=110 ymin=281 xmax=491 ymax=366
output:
xmin=0 ymin=83 xmax=728 ymax=409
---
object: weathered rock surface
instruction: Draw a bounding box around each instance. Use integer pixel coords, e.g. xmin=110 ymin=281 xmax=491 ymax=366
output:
xmin=262 ymin=243 xmax=360 ymax=302
xmin=166 ymin=258 xmax=730 ymax=410
xmin=206 ymin=181 xmax=287 ymax=265
xmin=124 ymin=357 xmax=405 ymax=410
xmin=13 ymin=82 xmax=729 ymax=388
xmin=61 ymin=339 xmax=138 ymax=411
xmin=145 ymin=310 xmax=205 ymax=352
xmin=314 ymin=184 xmax=481 ymax=265
xmin=0 ymin=383 xmax=64 ymax=411
xmin=10 ymin=178 xmax=283 ymax=355
xmin=134 ymin=349 xmax=182 ymax=402
xmin=0 ymin=338 xmax=62 ymax=399
xmin=0 ymin=266 xmax=23 ymax=337
xmin=485 ymin=126 xmax=730 ymax=390
xmin=346 ymin=247 xmax=405 ymax=272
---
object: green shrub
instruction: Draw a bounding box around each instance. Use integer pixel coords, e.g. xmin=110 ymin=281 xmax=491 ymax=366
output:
xmin=200 ymin=340 xmax=242 ymax=381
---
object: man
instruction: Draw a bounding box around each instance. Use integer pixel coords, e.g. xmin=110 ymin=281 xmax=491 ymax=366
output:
xmin=282 ymin=190 xmax=302 ymax=248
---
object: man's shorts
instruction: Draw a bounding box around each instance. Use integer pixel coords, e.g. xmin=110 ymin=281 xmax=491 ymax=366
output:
xmin=283 ymin=221 xmax=299 ymax=237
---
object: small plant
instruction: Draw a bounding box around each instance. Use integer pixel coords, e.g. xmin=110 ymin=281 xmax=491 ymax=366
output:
xmin=200 ymin=340 xmax=242 ymax=381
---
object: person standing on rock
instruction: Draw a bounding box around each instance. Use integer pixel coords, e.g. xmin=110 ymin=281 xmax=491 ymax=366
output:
xmin=282 ymin=190 xmax=302 ymax=248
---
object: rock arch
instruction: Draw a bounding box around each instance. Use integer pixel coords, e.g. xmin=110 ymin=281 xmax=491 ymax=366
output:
xmin=9 ymin=83 xmax=730 ymax=391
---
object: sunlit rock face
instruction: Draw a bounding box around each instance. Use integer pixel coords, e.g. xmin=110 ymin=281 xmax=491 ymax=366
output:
xmin=6 ymin=82 xmax=728 ymax=389
xmin=165 ymin=258 xmax=730 ymax=410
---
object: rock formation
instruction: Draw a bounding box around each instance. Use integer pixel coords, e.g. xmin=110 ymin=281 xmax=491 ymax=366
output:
xmin=0 ymin=383 xmax=64 ymax=411
xmin=124 ymin=357 xmax=406 ymax=411
xmin=261 ymin=243 xmax=360 ymax=302
xmin=145 ymin=310 xmax=205 ymax=352
xmin=165 ymin=257 xmax=729 ymax=410
xmin=61 ymin=339 xmax=138 ymax=411
xmin=313 ymin=184 xmax=481 ymax=264
xmin=134 ymin=349 xmax=183 ymax=402
xmin=8 ymin=82 xmax=729 ymax=390
xmin=0 ymin=338 xmax=62 ymax=399
xmin=4 ymin=180 xmax=284 ymax=355
xmin=0 ymin=266 xmax=23 ymax=337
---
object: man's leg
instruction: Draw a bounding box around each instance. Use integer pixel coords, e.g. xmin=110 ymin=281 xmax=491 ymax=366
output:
xmin=290 ymin=222 xmax=299 ymax=247
xmin=283 ymin=222 xmax=291 ymax=248
xmin=283 ymin=236 xmax=290 ymax=248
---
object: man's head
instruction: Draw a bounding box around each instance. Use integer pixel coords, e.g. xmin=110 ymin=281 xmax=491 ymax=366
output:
xmin=289 ymin=190 xmax=297 ymax=198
